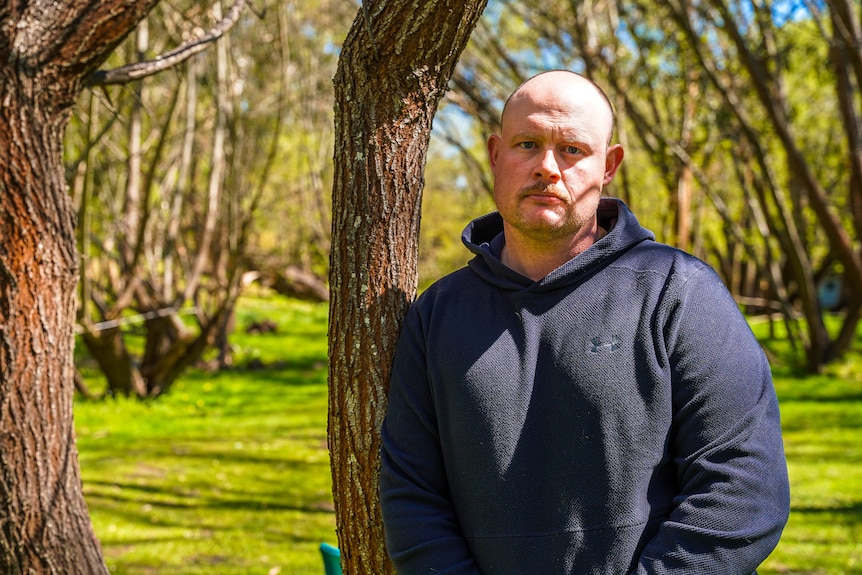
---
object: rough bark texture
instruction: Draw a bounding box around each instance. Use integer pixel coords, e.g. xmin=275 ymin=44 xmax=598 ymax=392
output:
xmin=0 ymin=79 xmax=107 ymax=575
xmin=0 ymin=1 xmax=160 ymax=572
xmin=328 ymin=1 xmax=487 ymax=573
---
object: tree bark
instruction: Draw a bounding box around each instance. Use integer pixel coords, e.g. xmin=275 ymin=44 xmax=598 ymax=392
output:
xmin=328 ymin=1 xmax=487 ymax=573
xmin=0 ymin=81 xmax=108 ymax=575
xmin=0 ymin=2 xmax=159 ymax=571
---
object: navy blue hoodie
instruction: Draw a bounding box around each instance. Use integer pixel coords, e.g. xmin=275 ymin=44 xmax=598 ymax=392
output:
xmin=381 ymin=198 xmax=789 ymax=574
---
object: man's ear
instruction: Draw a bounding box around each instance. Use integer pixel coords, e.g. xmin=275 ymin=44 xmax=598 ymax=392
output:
xmin=487 ymin=134 xmax=501 ymax=171
xmin=603 ymin=144 xmax=624 ymax=185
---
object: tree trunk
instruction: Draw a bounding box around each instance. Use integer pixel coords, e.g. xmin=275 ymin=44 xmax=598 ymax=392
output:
xmin=80 ymin=327 xmax=148 ymax=397
xmin=0 ymin=2 xmax=160 ymax=571
xmin=0 ymin=64 xmax=109 ymax=575
xmin=328 ymin=1 xmax=487 ymax=573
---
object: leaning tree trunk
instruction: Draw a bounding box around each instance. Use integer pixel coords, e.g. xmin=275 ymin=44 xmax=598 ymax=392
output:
xmin=328 ymin=0 xmax=487 ymax=573
xmin=0 ymin=2 xmax=159 ymax=572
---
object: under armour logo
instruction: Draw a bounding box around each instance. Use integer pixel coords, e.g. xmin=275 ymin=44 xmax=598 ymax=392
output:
xmin=590 ymin=335 xmax=621 ymax=353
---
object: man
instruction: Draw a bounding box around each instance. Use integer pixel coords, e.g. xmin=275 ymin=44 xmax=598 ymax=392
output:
xmin=380 ymin=70 xmax=790 ymax=574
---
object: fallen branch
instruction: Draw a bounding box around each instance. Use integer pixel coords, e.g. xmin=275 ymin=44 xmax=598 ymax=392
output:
xmin=76 ymin=307 xmax=198 ymax=334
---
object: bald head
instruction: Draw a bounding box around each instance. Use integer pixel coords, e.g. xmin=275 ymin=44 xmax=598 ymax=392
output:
xmin=501 ymin=71 xmax=616 ymax=146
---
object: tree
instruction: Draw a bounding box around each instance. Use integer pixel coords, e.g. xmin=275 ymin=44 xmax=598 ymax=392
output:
xmin=69 ymin=1 xmax=255 ymax=396
xmin=65 ymin=0 xmax=350 ymax=394
xmin=639 ymin=0 xmax=862 ymax=370
xmin=238 ymin=0 xmax=354 ymax=296
xmin=1 ymin=4 xmax=157 ymax=570
xmin=328 ymin=0 xmax=487 ymax=572
xmin=0 ymin=1 xmax=243 ymax=569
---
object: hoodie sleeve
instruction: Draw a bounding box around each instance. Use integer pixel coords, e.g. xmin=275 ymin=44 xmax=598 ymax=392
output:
xmin=380 ymin=302 xmax=483 ymax=575
xmin=633 ymin=266 xmax=790 ymax=574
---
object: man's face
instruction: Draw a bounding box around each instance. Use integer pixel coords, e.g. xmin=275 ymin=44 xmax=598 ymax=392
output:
xmin=487 ymin=74 xmax=621 ymax=246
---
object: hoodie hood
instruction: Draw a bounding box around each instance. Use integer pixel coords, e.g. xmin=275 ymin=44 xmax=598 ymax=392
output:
xmin=462 ymin=197 xmax=655 ymax=292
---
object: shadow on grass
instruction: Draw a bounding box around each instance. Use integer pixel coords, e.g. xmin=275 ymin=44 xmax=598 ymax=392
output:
xmin=778 ymin=388 xmax=862 ymax=404
xmin=85 ymin=478 xmax=333 ymax=514
xmin=184 ymin=360 xmax=328 ymax=387
xmin=791 ymin=502 xmax=862 ymax=519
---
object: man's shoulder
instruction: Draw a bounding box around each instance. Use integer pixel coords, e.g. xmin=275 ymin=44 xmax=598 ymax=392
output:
xmin=620 ymin=239 xmax=713 ymax=277
xmin=415 ymin=266 xmax=478 ymax=304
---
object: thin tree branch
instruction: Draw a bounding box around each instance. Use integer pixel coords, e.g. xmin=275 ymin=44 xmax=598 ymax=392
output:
xmin=86 ymin=0 xmax=247 ymax=86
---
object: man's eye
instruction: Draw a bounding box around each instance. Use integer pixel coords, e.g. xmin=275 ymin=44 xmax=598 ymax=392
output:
xmin=565 ymin=146 xmax=583 ymax=154
xmin=518 ymin=142 xmax=535 ymax=149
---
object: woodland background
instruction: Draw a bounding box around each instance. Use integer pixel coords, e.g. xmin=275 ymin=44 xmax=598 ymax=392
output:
xmin=65 ymin=0 xmax=862 ymax=400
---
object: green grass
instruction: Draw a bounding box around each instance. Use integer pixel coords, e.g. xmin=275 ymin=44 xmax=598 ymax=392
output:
xmin=760 ymin=371 xmax=862 ymax=574
xmin=755 ymin=316 xmax=862 ymax=574
xmin=75 ymin=294 xmax=336 ymax=575
xmin=75 ymin=298 xmax=862 ymax=573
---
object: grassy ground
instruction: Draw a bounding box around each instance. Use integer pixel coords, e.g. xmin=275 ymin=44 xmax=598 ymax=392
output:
xmin=74 ymin=297 xmax=862 ymax=573
xmin=76 ymin=295 xmax=336 ymax=575
xmin=755 ymin=316 xmax=862 ymax=574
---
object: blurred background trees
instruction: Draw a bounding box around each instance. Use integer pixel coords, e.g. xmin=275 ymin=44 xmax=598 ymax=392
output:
xmin=66 ymin=0 xmax=353 ymax=397
xmin=67 ymin=0 xmax=860 ymax=397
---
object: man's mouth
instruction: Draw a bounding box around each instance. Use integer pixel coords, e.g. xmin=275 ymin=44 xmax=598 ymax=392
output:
xmin=521 ymin=184 xmax=566 ymax=202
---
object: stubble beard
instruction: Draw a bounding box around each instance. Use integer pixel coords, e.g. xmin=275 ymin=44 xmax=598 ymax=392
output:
xmin=508 ymin=182 xmax=599 ymax=243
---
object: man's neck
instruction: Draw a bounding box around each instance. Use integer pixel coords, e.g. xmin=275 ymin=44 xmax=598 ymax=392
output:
xmin=501 ymin=223 xmax=605 ymax=281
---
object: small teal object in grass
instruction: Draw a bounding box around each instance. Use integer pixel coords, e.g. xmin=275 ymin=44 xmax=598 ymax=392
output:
xmin=320 ymin=542 xmax=342 ymax=575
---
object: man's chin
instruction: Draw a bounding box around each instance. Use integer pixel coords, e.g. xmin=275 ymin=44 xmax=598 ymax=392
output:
xmin=519 ymin=209 xmax=569 ymax=229
xmin=512 ymin=216 xmax=581 ymax=240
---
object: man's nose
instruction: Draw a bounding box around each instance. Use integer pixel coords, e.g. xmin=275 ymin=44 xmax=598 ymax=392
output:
xmin=534 ymin=149 xmax=561 ymax=181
